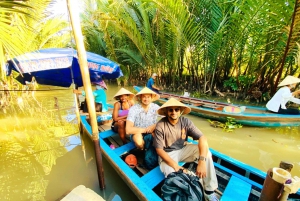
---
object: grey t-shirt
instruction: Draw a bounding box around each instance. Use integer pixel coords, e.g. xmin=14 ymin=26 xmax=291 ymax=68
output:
xmin=153 ymin=116 xmax=203 ymax=152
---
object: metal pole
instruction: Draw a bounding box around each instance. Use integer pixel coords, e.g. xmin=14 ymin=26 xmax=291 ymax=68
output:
xmin=66 ymin=0 xmax=105 ymax=189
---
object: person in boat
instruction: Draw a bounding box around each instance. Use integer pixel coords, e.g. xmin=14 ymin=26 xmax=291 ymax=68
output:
xmin=126 ymin=87 xmax=160 ymax=150
xmin=153 ymin=98 xmax=219 ymax=201
xmin=112 ymin=88 xmax=135 ymax=144
xmin=266 ymin=75 xmax=300 ymax=114
xmin=146 ymin=73 xmax=160 ymax=93
xmin=74 ymin=80 xmax=108 ymax=113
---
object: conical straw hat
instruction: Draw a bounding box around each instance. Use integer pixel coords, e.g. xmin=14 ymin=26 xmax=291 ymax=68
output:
xmin=157 ymin=98 xmax=191 ymax=116
xmin=113 ymin=88 xmax=134 ymax=100
xmin=92 ymin=80 xmax=107 ymax=90
xmin=278 ymin=75 xmax=300 ymax=87
xmin=135 ymin=87 xmax=160 ymax=101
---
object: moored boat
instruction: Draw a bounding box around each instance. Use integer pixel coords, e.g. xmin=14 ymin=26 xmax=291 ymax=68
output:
xmin=80 ymin=115 xmax=300 ymax=201
xmin=134 ymin=86 xmax=300 ymax=127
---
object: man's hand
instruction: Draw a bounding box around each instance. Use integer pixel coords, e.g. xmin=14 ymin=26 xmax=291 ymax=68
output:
xmin=195 ymin=161 xmax=207 ymax=178
xmin=295 ymin=89 xmax=300 ymax=96
xmin=144 ymin=124 xmax=156 ymax=133
xmin=173 ymin=164 xmax=187 ymax=173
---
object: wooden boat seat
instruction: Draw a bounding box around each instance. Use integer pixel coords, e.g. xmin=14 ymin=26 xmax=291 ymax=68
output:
xmin=220 ymin=175 xmax=251 ymax=201
xmin=141 ymin=162 xmax=185 ymax=189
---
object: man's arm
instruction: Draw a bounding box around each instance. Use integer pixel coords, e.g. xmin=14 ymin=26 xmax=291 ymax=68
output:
xmin=126 ymin=120 xmax=156 ymax=135
xmin=126 ymin=120 xmax=144 ymax=135
xmin=196 ymin=135 xmax=209 ymax=178
xmin=156 ymin=148 xmax=183 ymax=172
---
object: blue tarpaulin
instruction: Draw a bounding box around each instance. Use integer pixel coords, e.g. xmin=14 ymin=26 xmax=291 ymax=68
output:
xmin=6 ymin=48 xmax=123 ymax=87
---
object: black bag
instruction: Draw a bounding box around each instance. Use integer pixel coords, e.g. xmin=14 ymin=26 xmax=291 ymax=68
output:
xmin=161 ymin=169 xmax=204 ymax=201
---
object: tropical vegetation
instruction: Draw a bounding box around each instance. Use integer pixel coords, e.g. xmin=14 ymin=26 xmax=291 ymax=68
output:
xmin=80 ymin=0 xmax=300 ymax=101
xmin=1 ymin=0 xmax=300 ymax=100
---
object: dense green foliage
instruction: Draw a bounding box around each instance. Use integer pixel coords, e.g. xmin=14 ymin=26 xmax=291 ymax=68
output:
xmin=0 ymin=0 xmax=70 ymax=79
xmin=81 ymin=0 xmax=300 ymax=100
xmin=1 ymin=0 xmax=300 ymax=101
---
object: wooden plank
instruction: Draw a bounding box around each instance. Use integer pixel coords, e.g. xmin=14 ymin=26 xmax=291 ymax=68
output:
xmin=114 ymin=142 xmax=136 ymax=156
xmin=99 ymin=130 xmax=116 ymax=139
xmin=110 ymin=134 xmax=124 ymax=147
xmin=220 ymin=175 xmax=251 ymax=201
xmin=141 ymin=162 xmax=186 ymax=189
xmin=213 ymin=162 xmax=263 ymax=190
xmin=141 ymin=166 xmax=165 ymax=189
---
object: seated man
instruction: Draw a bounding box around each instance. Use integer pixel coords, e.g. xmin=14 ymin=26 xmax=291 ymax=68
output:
xmin=146 ymin=73 xmax=160 ymax=93
xmin=266 ymin=75 xmax=300 ymax=114
xmin=153 ymin=98 xmax=219 ymax=201
xmin=126 ymin=87 xmax=160 ymax=150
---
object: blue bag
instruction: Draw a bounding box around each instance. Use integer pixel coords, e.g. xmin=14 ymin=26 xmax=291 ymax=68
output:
xmin=143 ymin=134 xmax=158 ymax=170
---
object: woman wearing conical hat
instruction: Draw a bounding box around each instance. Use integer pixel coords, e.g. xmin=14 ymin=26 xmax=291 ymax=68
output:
xmin=266 ymin=75 xmax=300 ymax=114
xmin=112 ymin=88 xmax=135 ymax=144
xmin=153 ymin=98 xmax=219 ymax=200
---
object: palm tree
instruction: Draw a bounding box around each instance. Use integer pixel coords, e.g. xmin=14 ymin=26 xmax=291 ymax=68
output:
xmin=0 ymin=0 xmax=71 ymax=79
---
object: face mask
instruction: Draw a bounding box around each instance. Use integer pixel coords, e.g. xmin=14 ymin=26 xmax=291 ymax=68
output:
xmin=96 ymin=85 xmax=101 ymax=90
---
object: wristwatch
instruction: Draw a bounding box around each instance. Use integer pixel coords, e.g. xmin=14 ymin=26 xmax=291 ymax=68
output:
xmin=199 ymin=156 xmax=207 ymax=162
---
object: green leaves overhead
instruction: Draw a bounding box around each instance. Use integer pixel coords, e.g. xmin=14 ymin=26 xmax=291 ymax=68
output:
xmin=81 ymin=0 xmax=300 ymax=96
xmin=0 ymin=0 xmax=70 ymax=79
xmin=82 ymin=0 xmax=201 ymax=74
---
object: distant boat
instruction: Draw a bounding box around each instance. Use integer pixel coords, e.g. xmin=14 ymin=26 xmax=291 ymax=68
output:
xmin=80 ymin=115 xmax=300 ymax=201
xmin=134 ymin=86 xmax=300 ymax=127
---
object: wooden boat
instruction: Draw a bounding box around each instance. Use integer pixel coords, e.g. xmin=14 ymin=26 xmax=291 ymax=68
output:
xmin=80 ymin=115 xmax=300 ymax=201
xmin=134 ymin=86 xmax=300 ymax=127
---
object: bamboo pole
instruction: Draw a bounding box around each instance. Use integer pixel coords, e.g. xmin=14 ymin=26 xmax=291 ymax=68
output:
xmin=66 ymin=0 xmax=105 ymax=189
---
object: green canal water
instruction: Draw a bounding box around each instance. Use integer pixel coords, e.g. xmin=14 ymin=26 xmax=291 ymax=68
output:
xmin=1 ymin=83 xmax=299 ymax=201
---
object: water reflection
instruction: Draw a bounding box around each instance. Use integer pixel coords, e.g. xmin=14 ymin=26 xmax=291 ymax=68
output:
xmin=0 ymin=88 xmax=79 ymax=201
xmin=1 ymin=83 xmax=299 ymax=201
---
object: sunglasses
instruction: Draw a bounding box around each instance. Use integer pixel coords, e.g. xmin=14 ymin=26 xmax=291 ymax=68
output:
xmin=168 ymin=108 xmax=180 ymax=112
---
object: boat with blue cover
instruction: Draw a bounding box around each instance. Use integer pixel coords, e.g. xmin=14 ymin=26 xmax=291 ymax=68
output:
xmin=80 ymin=115 xmax=300 ymax=201
xmin=133 ymin=86 xmax=300 ymax=127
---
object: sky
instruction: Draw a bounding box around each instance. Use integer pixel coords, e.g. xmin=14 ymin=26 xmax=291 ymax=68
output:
xmin=47 ymin=0 xmax=83 ymax=20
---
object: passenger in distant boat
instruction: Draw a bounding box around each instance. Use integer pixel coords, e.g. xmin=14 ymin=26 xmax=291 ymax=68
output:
xmin=112 ymin=88 xmax=135 ymax=144
xmin=146 ymin=73 xmax=160 ymax=93
xmin=266 ymin=75 xmax=300 ymax=115
xmin=153 ymin=98 xmax=219 ymax=201
xmin=74 ymin=80 xmax=108 ymax=113
xmin=126 ymin=87 xmax=160 ymax=150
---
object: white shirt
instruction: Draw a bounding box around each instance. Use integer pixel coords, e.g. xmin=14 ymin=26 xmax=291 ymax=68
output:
xmin=266 ymin=86 xmax=300 ymax=112
xmin=127 ymin=103 xmax=160 ymax=128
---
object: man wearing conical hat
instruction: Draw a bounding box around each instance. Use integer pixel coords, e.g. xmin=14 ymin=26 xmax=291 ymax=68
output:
xmin=112 ymin=88 xmax=135 ymax=144
xmin=126 ymin=87 xmax=160 ymax=150
xmin=153 ymin=98 xmax=219 ymax=201
xmin=266 ymin=75 xmax=300 ymax=114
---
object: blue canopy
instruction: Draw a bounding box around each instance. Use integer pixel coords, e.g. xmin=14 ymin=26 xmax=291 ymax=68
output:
xmin=6 ymin=48 xmax=123 ymax=87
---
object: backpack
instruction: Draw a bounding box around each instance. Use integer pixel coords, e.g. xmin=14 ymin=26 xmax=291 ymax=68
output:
xmin=161 ymin=169 xmax=204 ymax=201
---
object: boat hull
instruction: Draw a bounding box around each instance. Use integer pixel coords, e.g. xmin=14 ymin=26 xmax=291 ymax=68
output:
xmin=80 ymin=115 xmax=300 ymax=200
xmin=134 ymin=86 xmax=300 ymax=127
